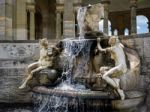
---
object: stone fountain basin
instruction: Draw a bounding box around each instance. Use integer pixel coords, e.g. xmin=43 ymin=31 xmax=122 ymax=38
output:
xmin=32 ymin=86 xmax=145 ymax=110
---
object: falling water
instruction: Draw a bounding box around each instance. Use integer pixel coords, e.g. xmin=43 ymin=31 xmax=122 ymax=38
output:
xmin=62 ymin=39 xmax=93 ymax=84
xmin=77 ymin=7 xmax=87 ymax=39
xmin=33 ymin=39 xmax=96 ymax=112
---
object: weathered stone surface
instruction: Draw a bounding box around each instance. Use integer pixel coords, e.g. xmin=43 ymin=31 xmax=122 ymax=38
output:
xmin=0 ymin=43 xmax=39 ymax=59
xmin=0 ymin=2 xmax=5 ymax=40
xmin=77 ymin=3 xmax=104 ymax=38
xmin=0 ymin=41 xmax=57 ymax=103
xmin=134 ymin=38 xmax=144 ymax=58
xmin=0 ymin=68 xmax=32 ymax=103
xmin=144 ymin=38 xmax=150 ymax=58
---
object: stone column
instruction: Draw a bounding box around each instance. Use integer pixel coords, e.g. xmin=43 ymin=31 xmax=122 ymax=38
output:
xmin=111 ymin=29 xmax=114 ymax=35
xmin=42 ymin=12 xmax=50 ymax=38
xmin=56 ymin=10 xmax=62 ymax=39
xmin=12 ymin=0 xmax=17 ymax=40
xmin=0 ymin=0 xmax=6 ymax=40
xmin=130 ymin=0 xmax=137 ymax=34
xmin=30 ymin=11 xmax=35 ymax=40
xmin=101 ymin=0 xmax=110 ymax=35
xmin=27 ymin=3 xmax=35 ymax=40
xmin=16 ymin=0 xmax=27 ymax=40
xmin=63 ymin=0 xmax=75 ymax=38
xmin=5 ymin=0 xmax=13 ymax=40
xmin=148 ymin=20 xmax=150 ymax=32
xmin=0 ymin=0 xmax=13 ymax=40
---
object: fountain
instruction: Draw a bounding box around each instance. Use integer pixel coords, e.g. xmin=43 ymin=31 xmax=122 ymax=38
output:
xmin=20 ymin=3 xmax=145 ymax=112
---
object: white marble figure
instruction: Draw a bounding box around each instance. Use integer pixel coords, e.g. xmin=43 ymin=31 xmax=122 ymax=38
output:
xmin=97 ymin=36 xmax=127 ymax=100
xmin=19 ymin=38 xmax=54 ymax=89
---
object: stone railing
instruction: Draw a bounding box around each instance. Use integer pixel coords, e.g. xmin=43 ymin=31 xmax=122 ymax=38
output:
xmin=56 ymin=0 xmax=82 ymax=4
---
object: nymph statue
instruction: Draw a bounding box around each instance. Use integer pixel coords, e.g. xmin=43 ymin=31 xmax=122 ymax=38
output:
xmin=97 ymin=36 xmax=127 ymax=100
xmin=19 ymin=38 xmax=57 ymax=89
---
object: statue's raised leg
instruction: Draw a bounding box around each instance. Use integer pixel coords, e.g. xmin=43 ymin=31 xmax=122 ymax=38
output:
xmin=19 ymin=62 xmax=40 ymax=89
xmin=102 ymin=66 xmax=125 ymax=100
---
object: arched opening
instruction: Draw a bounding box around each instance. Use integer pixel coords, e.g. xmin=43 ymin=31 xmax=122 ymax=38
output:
xmin=136 ymin=15 xmax=149 ymax=34
xmin=35 ymin=0 xmax=56 ymax=40
xmin=124 ymin=28 xmax=129 ymax=36
xmin=35 ymin=12 xmax=43 ymax=39
xmin=99 ymin=19 xmax=112 ymax=36
xmin=114 ymin=29 xmax=118 ymax=36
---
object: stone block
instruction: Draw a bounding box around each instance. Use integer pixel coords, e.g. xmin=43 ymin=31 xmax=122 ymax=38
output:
xmin=144 ymin=38 xmax=150 ymax=58
xmin=0 ymin=43 xmax=39 ymax=59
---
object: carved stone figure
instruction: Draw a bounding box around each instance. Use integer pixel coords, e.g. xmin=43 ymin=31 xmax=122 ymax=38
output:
xmin=19 ymin=38 xmax=58 ymax=89
xmin=77 ymin=3 xmax=104 ymax=38
xmin=97 ymin=36 xmax=127 ymax=100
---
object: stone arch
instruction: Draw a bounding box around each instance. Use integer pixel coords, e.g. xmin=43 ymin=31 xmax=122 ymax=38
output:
xmin=136 ymin=15 xmax=149 ymax=34
xmin=35 ymin=11 xmax=43 ymax=39
xmin=35 ymin=0 xmax=56 ymax=39
xmin=124 ymin=28 xmax=129 ymax=36
xmin=114 ymin=29 xmax=118 ymax=35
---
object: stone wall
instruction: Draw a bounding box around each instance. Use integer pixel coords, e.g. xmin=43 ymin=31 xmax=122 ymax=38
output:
xmin=0 ymin=34 xmax=150 ymax=103
xmin=0 ymin=41 xmax=39 ymax=103
xmin=0 ymin=40 xmax=59 ymax=103
xmin=120 ymin=33 xmax=150 ymax=91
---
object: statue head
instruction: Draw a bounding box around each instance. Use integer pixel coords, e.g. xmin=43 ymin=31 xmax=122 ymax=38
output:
xmin=108 ymin=36 xmax=120 ymax=46
xmin=39 ymin=38 xmax=49 ymax=48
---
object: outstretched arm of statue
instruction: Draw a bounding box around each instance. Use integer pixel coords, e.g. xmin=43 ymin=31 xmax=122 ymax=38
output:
xmin=97 ymin=38 xmax=106 ymax=52
xmin=97 ymin=38 xmax=113 ymax=52
xmin=97 ymin=38 xmax=105 ymax=52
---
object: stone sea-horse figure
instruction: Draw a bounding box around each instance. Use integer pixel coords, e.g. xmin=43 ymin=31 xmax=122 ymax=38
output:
xmin=97 ymin=36 xmax=127 ymax=100
xmin=19 ymin=38 xmax=58 ymax=89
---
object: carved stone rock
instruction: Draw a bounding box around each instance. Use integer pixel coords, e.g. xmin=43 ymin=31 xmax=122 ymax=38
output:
xmin=77 ymin=3 xmax=104 ymax=38
xmin=28 ymin=69 xmax=60 ymax=88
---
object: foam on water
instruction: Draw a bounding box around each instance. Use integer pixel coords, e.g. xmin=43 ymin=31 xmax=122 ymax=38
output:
xmin=34 ymin=39 xmax=95 ymax=112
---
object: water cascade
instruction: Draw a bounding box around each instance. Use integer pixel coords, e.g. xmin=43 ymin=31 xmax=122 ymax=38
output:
xmin=31 ymin=3 xmax=145 ymax=112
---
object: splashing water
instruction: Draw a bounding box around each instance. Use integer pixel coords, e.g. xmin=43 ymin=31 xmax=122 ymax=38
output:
xmin=62 ymin=39 xmax=93 ymax=84
xmin=34 ymin=39 xmax=94 ymax=112
xmin=33 ymin=94 xmax=69 ymax=112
